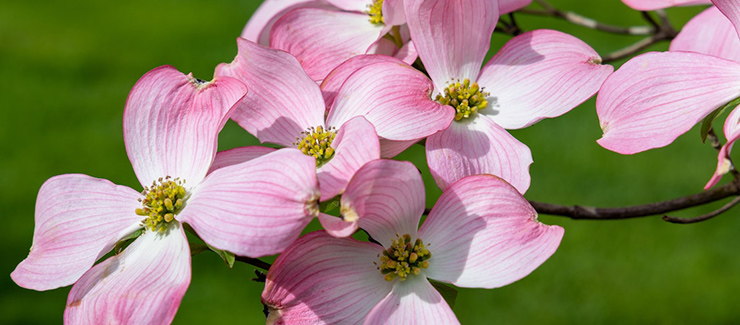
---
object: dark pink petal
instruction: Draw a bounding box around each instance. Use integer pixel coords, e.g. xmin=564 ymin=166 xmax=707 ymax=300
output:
xmin=404 ymin=0 xmax=498 ymax=90
xmin=477 ymin=30 xmax=613 ymax=129
xmin=262 ymin=231 xmax=391 ymax=325
xmin=318 ymin=212 xmax=358 ymax=237
xmin=124 ymin=66 xmax=247 ymax=187
xmin=713 ymin=0 xmax=740 ymax=39
xmin=500 ymin=0 xmax=532 ymax=14
xmin=596 ymin=51 xmax=740 ymax=154
xmin=320 ymin=54 xmax=405 ymax=109
xmin=365 ymin=276 xmax=459 ymax=325
xmin=215 ymin=39 xmax=325 ymax=147
xmin=342 ymin=160 xmax=425 ymax=247
xmin=671 ymin=6 xmax=740 ymax=62
xmin=706 ymin=107 xmax=740 ymax=189
xmin=270 ymin=8 xmax=385 ymax=81
xmin=241 ymin=0 xmax=331 ymax=45
xmin=11 ymin=174 xmax=142 ymax=291
xmin=426 ymin=115 xmax=532 ymax=193
xmin=325 ymin=61 xmax=454 ymax=141
xmin=207 ymin=146 xmax=276 ymax=174
xmin=621 ymin=0 xmax=710 ymax=10
xmin=318 ymin=116 xmax=380 ymax=201
xmin=379 ymin=139 xmax=417 ymax=158
xmin=419 ymin=175 xmax=564 ymax=288
xmin=178 ymin=149 xmax=319 ymax=257
xmin=64 ymin=223 xmax=191 ymax=325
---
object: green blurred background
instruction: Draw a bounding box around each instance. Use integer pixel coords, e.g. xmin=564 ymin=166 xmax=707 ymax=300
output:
xmin=2 ymin=0 xmax=735 ymax=323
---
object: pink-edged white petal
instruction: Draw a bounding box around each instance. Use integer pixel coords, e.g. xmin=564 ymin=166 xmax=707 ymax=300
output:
xmin=379 ymin=139 xmax=418 ymax=158
xmin=621 ymin=0 xmax=710 ymax=10
xmin=270 ymin=8 xmax=385 ymax=81
xmin=713 ymin=0 xmax=740 ymax=39
xmin=671 ymin=6 xmax=740 ymax=62
xmin=215 ymin=39 xmax=325 ymax=146
xmin=64 ymin=223 xmax=191 ymax=325
xmin=477 ymin=29 xmax=613 ymax=129
xmin=499 ymin=0 xmax=532 ymax=14
xmin=706 ymin=107 xmax=740 ymax=189
xmin=325 ymin=0 xmax=372 ymax=12
xmin=404 ymin=0 xmax=498 ymax=90
xmin=124 ymin=66 xmax=247 ymax=187
xmin=321 ymin=54 xmax=406 ymax=110
xmin=207 ymin=146 xmax=277 ymax=174
xmin=318 ymin=116 xmax=380 ymax=201
xmin=262 ymin=231 xmax=392 ymax=325
xmin=241 ymin=0 xmax=331 ymax=45
xmin=365 ymin=275 xmax=459 ymax=325
xmin=326 ymin=61 xmax=454 ymax=141
xmin=426 ymin=115 xmax=532 ymax=193
xmin=12 ymin=174 xmax=142 ymax=291
xmin=318 ymin=212 xmax=359 ymax=238
xmin=597 ymin=51 xmax=740 ymax=154
xmin=419 ymin=175 xmax=564 ymax=288
xmin=178 ymin=149 xmax=319 ymax=257
xmin=342 ymin=160 xmax=425 ymax=247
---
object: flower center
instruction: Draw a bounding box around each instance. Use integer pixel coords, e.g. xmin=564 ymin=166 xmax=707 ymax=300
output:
xmin=435 ymin=78 xmax=490 ymax=121
xmin=377 ymin=234 xmax=431 ymax=282
xmin=135 ymin=176 xmax=187 ymax=233
xmin=294 ymin=125 xmax=337 ymax=167
xmin=367 ymin=0 xmax=384 ymax=25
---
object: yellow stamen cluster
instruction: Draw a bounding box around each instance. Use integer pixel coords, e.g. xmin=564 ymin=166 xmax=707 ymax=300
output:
xmin=367 ymin=0 xmax=384 ymax=25
xmin=136 ymin=176 xmax=187 ymax=233
xmin=295 ymin=126 xmax=337 ymax=167
xmin=435 ymin=78 xmax=490 ymax=121
xmin=377 ymin=234 xmax=431 ymax=282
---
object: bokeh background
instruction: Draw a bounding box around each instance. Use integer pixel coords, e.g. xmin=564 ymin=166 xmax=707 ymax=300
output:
xmin=2 ymin=0 xmax=736 ymax=323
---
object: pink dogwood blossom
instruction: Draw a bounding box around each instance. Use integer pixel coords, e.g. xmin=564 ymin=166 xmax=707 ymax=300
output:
xmin=620 ymin=0 xmax=710 ymax=10
xmin=405 ymin=0 xmax=612 ymax=193
xmin=261 ymin=159 xmax=564 ymax=324
xmin=11 ymin=66 xmax=321 ymax=323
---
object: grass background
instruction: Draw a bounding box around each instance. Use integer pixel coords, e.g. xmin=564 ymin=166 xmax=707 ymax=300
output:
xmin=2 ymin=0 xmax=736 ymax=323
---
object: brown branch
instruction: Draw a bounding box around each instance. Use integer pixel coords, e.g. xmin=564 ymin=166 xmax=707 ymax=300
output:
xmin=520 ymin=0 xmax=654 ymax=35
xmin=602 ymin=10 xmax=677 ymax=63
xmin=663 ymin=196 xmax=740 ymax=224
xmin=235 ymin=255 xmax=271 ymax=271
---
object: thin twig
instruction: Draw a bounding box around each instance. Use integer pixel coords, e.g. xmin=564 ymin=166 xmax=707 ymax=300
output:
xmin=235 ymin=255 xmax=271 ymax=271
xmin=520 ymin=0 xmax=654 ymax=35
xmin=602 ymin=9 xmax=677 ymax=63
xmin=663 ymin=196 xmax=740 ymax=224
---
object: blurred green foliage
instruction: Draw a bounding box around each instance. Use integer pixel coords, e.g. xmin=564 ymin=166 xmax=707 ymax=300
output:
xmin=2 ymin=0 xmax=736 ymax=323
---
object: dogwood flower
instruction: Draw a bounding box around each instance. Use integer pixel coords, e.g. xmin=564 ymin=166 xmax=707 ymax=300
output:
xmin=11 ymin=66 xmax=321 ymax=324
xmin=620 ymin=0 xmax=710 ymax=10
xmin=405 ymin=0 xmax=612 ymax=193
xmin=262 ymin=159 xmax=564 ymax=324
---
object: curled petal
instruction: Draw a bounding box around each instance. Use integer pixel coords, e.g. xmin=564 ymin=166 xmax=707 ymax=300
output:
xmin=706 ymin=107 xmax=740 ymax=189
xmin=713 ymin=0 xmax=740 ymax=40
xmin=179 ymin=149 xmax=319 ymax=257
xmin=596 ymin=51 xmax=740 ymax=154
xmin=64 ymin=223 xmax=191 ymax=325
xmin=382 ymin=0 xmax=407 ymax=26
xmin=499 ymin=0 xmax=532 ymax=14
xmin=262 ymin=231 xmax=391 ymax=325
xmin=426 ymin=115 xmax=532 ymax=193
xmin=621 ymin=0 xmax=710 ymax=10
xmin=419 ymin=175 xmax=564 ymax=288
xmin=365 ymin=275 xmax=459 ymax=325
xmin=671 ymin=6 xmax=740 ymax=62
xmin=379 ymin=139 xmax=417 ymax=158
xmin=12 ymin=174 xmax=142 ymax=291
xmin=124 ymin=66 xmax=247 ymax=186
xmin=321 ymin=54 xmax=405 ymax=109
xmin=215 ymin=39 xmax=325 ymax=146
xmin=241 ymin=0 xmax=331 ymax=45
xmin=477 ymin=29 xmax=613 ymax=129
xmin=318 ymin=212 xmax=358 ymax=238
xmin=207 ymin=146 xmax=277 ymax=174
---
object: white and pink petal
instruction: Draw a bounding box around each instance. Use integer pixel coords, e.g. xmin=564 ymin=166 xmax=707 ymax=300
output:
xmin=241 ymin=0 xmax=332 ymax=45
xmin=621 ymin=0 xmax=710 ymax=10
xmin=365 ymin=275 xmax=460 ymax=325
xmin=713 ymin=0 xmax=740 ymax=38
xmin=706 ymin=107 xmax=740 ymax=189
xmin=670 ymin=6 xmax=740 ymax=63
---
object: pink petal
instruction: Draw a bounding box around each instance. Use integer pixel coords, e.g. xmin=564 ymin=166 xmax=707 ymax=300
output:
xmin=383 ymin=0 xmax=407 ymax=26
xmin=207 ymin=146 xmax=276 ymax=174
xmin=419 ymin=175 xmax=564 ymax=288
xmin=325 ymin=0 xmax=371 ymax=12
xmin=262 ymin=231 xmax=392 ymax=325
xmin=404 ymin=0 xmax=498 ymax=90
xmin=240 ymin=0 xmax=331 ymax=45
xmin=325 ymin=61 xmax=454 ymax=141
xmin=379 ymin=139 xmax=418 ymax=158
xmin=499 ymin=0 xmax=532 ymax=14
xmin=178 ymin=149 xmax=319 ymax=257
xmin=11 ymin=174 xmax=142 ymax=291
xmin=270 ymin=8 xmax=385 ymax=81
xmin=64 ymin=223 xmax=190 ymax=325
xmin=318 ymin=116 xmax=380 ymax=201
xmin=342 ymin=160 xmax=425 ymax=247
xmin=713 ymin=0 xmax=740 ymax=39
xmin=394 ymin=40 xmax=419 ymax=65
xmin=621 ymin=0 xmax=710 ymax=10
xmin=477 ymin=30 xmax=613 ymax=129
xmin=320 ymin=54 xmax=405 ymax=110
xmin=596 ymin=51 xmax=740 ymax=154
xmin=318 ymin=212 xmax=359 ymax=238
xmin=365 ymin=275 xmax=459 ymax=325
xmin=426 ymin=115 xmax=533 ymax=193
xmin=671 ymin=6 xmax=740 ymax=62
xmin=124 ymin=66 xmax=247 ymax=187
xmin=215 ymin=38 xmax=325 ymax=147
xmin=706 ymin=107 xmax=740 ymax=189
